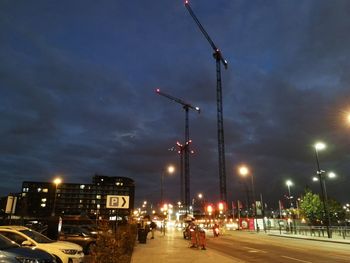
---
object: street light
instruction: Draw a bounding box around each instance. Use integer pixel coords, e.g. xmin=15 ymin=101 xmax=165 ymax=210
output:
xmin=52 ymin=177 xmax=62 ymax=216
xmin=238 ymin=165 xmax=257 ymax=229
xmin=313 ymin=172 xmax=336 ymax=181
xmin=314 ymin=142 xmax=331 ymax=238
xmin=345 ymin=112 xmax=350 ymax=125
xmin=160 ymin=165 xmax=175 ymax=205
xmin=285 ymin=180 xmax=294 ymax=208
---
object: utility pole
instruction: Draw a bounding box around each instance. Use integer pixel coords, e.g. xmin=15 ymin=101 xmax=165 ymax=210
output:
xmin=185 ymin=0 xmax=228 ymax=205
xmin=156 ymin=88 xmax=200 ymax=214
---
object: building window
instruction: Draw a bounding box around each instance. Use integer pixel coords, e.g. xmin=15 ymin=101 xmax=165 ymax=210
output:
xmin=80 ymin=185 xmax=85 ymax=189
xmin=37 ymin=188 xmax=42 ymax=192
xmin=40 ymin=204 xmax=46 ymax=207
xmin=41 ymin=198 xmax=47 ymax=202
xmin=43 ymin=188 xmax=48 ymax=193
xmin=96 ymin=195 xmax=101 ymax=199
xmin=23 ymin=188 xmax=29 ymax=192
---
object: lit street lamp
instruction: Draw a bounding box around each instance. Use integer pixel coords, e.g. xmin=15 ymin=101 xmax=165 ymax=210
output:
xmin=346 ymin=113 xmax=350 ymax=125
xmin=160 ymin=165 xmax=175 ymax=205
xmin=285 ymin=180 xmax=294 ymax=208
xmin=52 ymin=177 xmax=62 ymax=216
xmin=238 ymin=165 xmax=257 ymax=229
xmin=314 ymin=142 xmax=331 ymax=238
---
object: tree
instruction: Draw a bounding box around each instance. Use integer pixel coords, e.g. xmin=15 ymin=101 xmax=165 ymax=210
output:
xmin=328 ymin=199 xmax=345 ymax=224
xmin=299 ymin=189 xmax=345 ymax=225
xmin=299 ymin=189 xmax=322 ymax=225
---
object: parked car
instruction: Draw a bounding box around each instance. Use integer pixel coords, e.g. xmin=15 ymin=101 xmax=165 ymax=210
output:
xmin=59 ymin=225 xmax=96 ymax=254
xmin=0 ymin=226 xmax=84 ymax=263
xmin=79 ymin=225 xmax=99 ymax=236
xmin=0 ymin=232 xmax=57 ymax=263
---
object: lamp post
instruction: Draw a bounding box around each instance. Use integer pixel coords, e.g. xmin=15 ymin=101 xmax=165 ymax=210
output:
xmin=285 ymin=180 xmax=294 ymax=208
xmin=160 ymin=165 xmax=175 ymax=206
xmin=52 ymin=177 xmax=62 ymax=216
xmin=314 ymin=142 xmax=331 ymax=238
xmin=238 ymin=165 xmax=257 ymax=230
xmin=197 ymin=193 xmax=204 ymax=214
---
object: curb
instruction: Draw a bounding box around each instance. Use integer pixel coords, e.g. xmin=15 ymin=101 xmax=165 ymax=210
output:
xmin=268 ymin=233 xmax=350 ymax=245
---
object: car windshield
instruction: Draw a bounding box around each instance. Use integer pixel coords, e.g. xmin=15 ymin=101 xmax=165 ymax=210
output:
xmin=20 ymin=229 xmax=55 ymax=243
xmin=0 ymin=234 xmax=19 ymax=249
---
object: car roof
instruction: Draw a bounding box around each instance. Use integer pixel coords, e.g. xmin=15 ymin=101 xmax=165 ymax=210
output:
xmin=0 ymin=226 xmax=30 ymax=231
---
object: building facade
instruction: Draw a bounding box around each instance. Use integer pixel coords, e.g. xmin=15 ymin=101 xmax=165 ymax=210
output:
xmin=21 ymin=175 xmax=135 ymax=220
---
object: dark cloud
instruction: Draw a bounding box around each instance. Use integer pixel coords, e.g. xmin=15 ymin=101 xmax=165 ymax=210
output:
xmin=0 ymin=0 xmax=349 ymax=208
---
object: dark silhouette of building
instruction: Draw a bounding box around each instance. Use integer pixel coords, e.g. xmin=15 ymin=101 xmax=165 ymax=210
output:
xmin=21 ymin=175 xmax=135 ymax=220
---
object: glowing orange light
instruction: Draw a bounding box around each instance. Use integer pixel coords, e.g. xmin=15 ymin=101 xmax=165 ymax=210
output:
xmin=207 ymin=205 xmax=213 ymax=213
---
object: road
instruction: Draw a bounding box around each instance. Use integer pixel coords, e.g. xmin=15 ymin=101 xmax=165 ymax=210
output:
xmin=206 ymin=231 xmax=350 ymax=263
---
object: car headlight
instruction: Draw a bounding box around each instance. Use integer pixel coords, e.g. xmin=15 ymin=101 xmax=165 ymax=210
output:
xmin=60 ymin=249 xmax=77 ymax=255
xmin=16 ymin=257 xmax=40 ymax=263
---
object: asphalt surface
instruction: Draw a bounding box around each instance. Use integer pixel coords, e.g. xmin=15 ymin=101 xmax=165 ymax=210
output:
xmin=208 ymin=231 xmax=350 ymax=263
xmin=131 ymin=228 xmax=350 ymax=263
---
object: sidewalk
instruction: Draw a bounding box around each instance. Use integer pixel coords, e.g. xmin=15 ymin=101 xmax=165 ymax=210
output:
xmin=131 ymin=228 xmax=241 ymax=263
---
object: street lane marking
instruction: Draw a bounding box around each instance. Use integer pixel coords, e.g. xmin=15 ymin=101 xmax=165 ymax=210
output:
xmin=281 ymin=256 xmax=312 ymax=263
xmin=243 ymin=246 xmax=267 ymax=253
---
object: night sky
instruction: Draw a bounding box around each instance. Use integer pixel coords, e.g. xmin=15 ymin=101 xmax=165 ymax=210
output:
xmin=1 ymin=0 xmax=349 ymax=209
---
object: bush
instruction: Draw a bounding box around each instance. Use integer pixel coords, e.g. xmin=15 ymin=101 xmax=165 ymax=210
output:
xmin=90 ymin=220 xmax=137 ymax=263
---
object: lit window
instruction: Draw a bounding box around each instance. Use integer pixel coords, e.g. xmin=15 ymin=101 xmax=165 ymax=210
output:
xmin=37 ymin=188 xmax=42 ymax=192
xmin=43 ymin=188 xmax=48 ymax=193
xmin=40 ymin=204 xmax=46 ymax=207
xmin=96 ymin=195 xmax=101 ymax=199
xmin=22 ymin=193 xmax=27 ymax=197
xmin=91 ymin=200 xmax=96 ymax=204
xmin=97 ymin=204 xmax=100 ymax=209
xmin=22 ymin=188 xmax=29 ymax=192
xmin=80 ymin=185 xmax=85 ymax=189
xmin=80 ymin=200 xmax=83 ymax=203
xmin=41 ymin=198 xmax=47 ymax=202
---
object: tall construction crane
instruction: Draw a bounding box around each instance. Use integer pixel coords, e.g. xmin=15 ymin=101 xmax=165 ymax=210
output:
xmin=156 ymin=88 xmax=200 ymax=214
xmin=184 ymin=0 xmax=228 ymax=205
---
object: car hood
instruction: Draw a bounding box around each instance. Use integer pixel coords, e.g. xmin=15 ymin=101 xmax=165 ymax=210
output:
xmin=40 ymin=241 xmax=83 ymax=251
xmin=2 ymin=246 xmax=55 ymax=261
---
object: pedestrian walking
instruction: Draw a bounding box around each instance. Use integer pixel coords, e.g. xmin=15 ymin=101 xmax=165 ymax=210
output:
xmin=189 ymin=220 xmax=198 ymax=248
xmin=150 ymin=221 xmax=157 ymax=239
xmin=198 ymin=228 xmax=206 ymax=250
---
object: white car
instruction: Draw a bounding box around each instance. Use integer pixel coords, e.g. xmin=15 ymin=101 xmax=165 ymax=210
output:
xmin=0 ymin=226 xmax=84 ymax=263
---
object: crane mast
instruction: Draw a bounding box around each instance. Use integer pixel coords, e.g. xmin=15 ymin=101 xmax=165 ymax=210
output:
xmin=185 ymin=0 xmax=228 ymax=205
xmin=156 ymin=88 xmax=200 ymax=214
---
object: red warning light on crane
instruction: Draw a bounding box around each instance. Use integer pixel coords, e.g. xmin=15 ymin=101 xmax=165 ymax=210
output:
xmin=156 ymin=88 xmax=160 ymax=93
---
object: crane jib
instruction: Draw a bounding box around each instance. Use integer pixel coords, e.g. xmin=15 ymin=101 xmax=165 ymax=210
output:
xmin=185 ymin=2 xmax=228 ymax=69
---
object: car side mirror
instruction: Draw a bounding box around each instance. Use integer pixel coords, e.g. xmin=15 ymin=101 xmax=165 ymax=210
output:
xmin=21 ymin=240 xmax=34 ymax=247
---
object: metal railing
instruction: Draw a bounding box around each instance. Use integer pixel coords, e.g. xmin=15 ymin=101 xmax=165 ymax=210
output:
xmin=271 ymin=225 xmax=350 ymax=240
